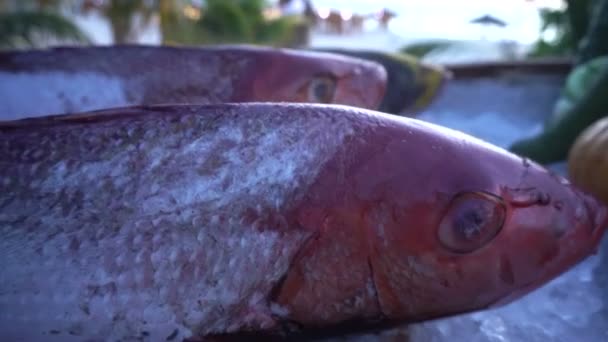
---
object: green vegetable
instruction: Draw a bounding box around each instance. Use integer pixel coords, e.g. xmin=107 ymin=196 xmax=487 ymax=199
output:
xmin=552 ymin=56 xmax=608 ymax=123
xmin=509 ymin=62 xmax=608 ymax=164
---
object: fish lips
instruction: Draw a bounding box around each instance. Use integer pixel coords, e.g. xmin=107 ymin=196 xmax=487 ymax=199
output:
xmin=486 ymin=185 xmax=607 ymax=309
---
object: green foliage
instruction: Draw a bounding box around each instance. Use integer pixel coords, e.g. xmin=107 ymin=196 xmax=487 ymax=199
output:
xmin=566 ymin=0 xmax=592 ymax=46
xmin=0 ymin=0 xmax=303 ymax=49
xmin=577 ymin=0 xmax=608 ymax=64
xmin=528 ymin=7 xmax=575 ymax=57
xmin=527 ymin=0 xmax=596 ymax=58
xmin=161 ymin=0 xmax=301 ymax=46
xmin=399 ymin=40 xmax=453 ymax=58
xmin=199 ymin=0 xmax=298 ymax=45
xmin=160 ymin=0 xmax=201 ymax=45
xmin=197 ymin=0 xmax=252 ymax=43
xmin=0 ymin=10 xmax=91 ymax=49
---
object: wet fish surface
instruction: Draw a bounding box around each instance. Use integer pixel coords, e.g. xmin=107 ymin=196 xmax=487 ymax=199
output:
xmin=0 ymin=45 xmax=386 ymax=120
xmin=0 ymin=103 xmax=605 ymax=341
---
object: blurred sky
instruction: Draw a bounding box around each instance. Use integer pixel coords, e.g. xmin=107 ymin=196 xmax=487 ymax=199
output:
xmin=74 ymin=0 xmax=565 ymax=47
xmin=308 ymin=0 xmax=565 ymax=43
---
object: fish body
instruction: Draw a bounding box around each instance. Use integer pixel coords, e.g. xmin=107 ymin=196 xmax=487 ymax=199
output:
xmin=0 ymin=45 xmax=386 ymax=120
xmin=0 ymin=103 xmax=605 ymax=341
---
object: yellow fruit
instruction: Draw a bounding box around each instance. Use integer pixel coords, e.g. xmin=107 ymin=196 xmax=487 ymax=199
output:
xmin=568 ymin=116 xmax=608 ymax=205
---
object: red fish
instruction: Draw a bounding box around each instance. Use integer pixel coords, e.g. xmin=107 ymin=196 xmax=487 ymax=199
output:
xmin=0 ymin=45 xmax=386 ymax=120
xmin=0 ymin=103 xmax=605 ymax=341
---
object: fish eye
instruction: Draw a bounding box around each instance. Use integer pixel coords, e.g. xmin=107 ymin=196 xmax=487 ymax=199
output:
xmin=307 ymin=75 xmax=337 ymax=103
xmin=438 ymin=192 xmax=506 ymax=254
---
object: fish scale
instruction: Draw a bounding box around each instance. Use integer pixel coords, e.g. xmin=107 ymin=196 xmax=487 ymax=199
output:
xmin=0 ymin=104 xmax=356 ymax=341
xmin=0 ymin=103 xmax=606 ymax=341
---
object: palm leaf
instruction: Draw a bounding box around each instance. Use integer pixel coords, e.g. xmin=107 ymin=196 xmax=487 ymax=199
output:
xmin=0 ymin=11 xmax=91 ymax=49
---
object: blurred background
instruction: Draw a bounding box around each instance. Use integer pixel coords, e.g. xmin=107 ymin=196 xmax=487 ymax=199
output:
xmin=0 ymin=0 xmax=574 ymax=63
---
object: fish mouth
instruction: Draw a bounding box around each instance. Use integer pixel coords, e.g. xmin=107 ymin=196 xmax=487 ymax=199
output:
xmin=575 ymin=187 xmax=608 ymax=240
xmin=491 ymin=189 xmax=608 ymax=309
xmin=586 ymin=196 xmax=608 ymax=235
xmin=585 ymin=199 xmax=608 ymax=256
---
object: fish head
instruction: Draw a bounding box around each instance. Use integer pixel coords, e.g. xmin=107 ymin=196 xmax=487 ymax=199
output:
xmin=358 ymin=118 xmax=608 ymax=321
xmin=233 ymin=47 xmax=387 ymax=109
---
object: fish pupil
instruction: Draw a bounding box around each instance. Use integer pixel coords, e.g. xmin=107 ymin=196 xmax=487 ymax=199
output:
xmin=314 ymin=82 xmax=329 ymax=101
xmin=457 ymin=209 xmax=485 ymax=240
xmin=309 ymin=76 xmax=336 ymax=103
xmin=438 ymin=191 xmax=506 ymax=253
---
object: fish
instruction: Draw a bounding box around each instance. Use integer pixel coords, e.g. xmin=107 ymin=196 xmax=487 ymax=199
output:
xmin=313 ymin=48 xmax=450 ymax=115
xmin=0 ymin=44 xmax=386 ymax=120
xmin=0 ymin=103 xmax=606 ymax=341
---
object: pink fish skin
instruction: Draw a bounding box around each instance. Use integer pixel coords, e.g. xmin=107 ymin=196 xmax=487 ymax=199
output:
xmin=0 ymin=103 xmax=605 ymax=341
xmin=0 ymin=44 xmax=386 ymax=120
